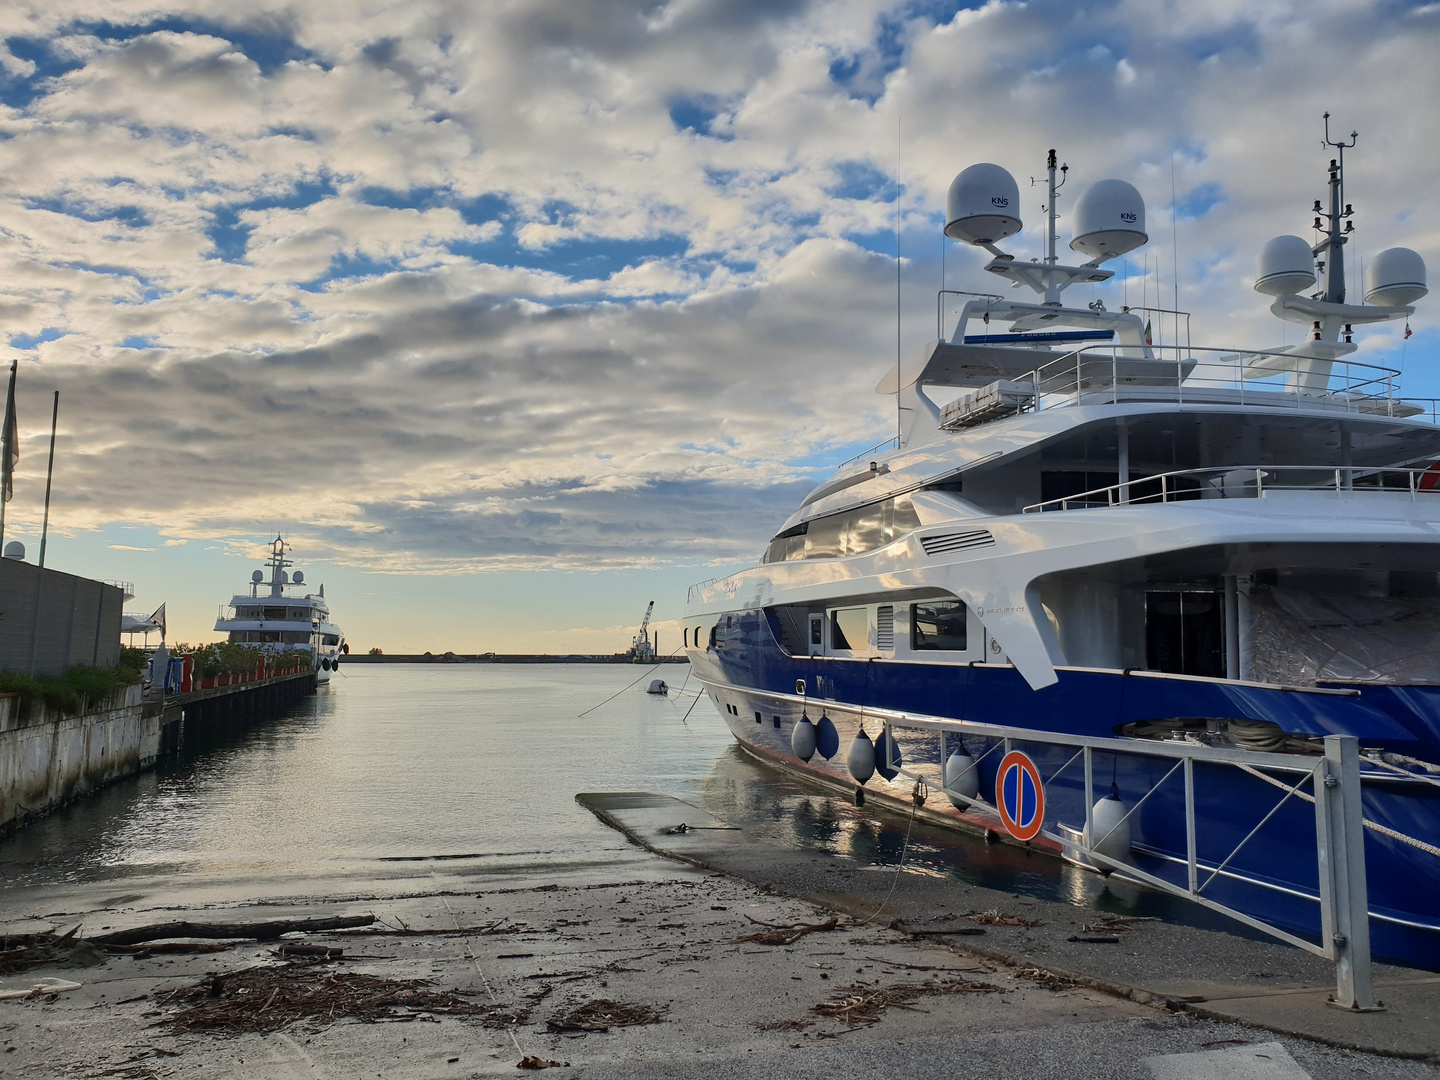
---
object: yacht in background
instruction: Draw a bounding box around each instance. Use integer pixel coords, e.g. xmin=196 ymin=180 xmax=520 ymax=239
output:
xmin=215 ymin=536 xmax=347 ymax=682
xmin=683 ymin=121 xmax=1440 ymax=969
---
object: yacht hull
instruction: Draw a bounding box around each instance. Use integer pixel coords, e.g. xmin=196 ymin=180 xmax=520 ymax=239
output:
xmin=690 ymin=627 xmax=1440 ymax=970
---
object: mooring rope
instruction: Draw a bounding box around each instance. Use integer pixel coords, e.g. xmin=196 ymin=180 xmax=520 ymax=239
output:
xmin=1237 ymin=762 xmax=1440 ymax=860
xmin=576 ymin=647 xmax=683 ymax=717
xmin=856 ymin=778 xmax=928 ymax=926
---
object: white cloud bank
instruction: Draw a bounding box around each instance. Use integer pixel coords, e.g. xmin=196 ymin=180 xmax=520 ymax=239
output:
xmin=0 ymin=0 xmax=1436 ymax=576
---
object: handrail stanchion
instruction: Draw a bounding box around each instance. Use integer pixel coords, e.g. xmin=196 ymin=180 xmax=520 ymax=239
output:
xmin=1184 ymin=757 xmax=1198 ymax=894
xmin=1083 ymin=746 xmax=1094 ymax=852
xmin=1317 ymin=735 xmax=1377 ymax=1011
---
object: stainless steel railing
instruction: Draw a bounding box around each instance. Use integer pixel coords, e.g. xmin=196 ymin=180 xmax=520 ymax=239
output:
xmin=1022 ymin=464 xmax=1440 ymax=514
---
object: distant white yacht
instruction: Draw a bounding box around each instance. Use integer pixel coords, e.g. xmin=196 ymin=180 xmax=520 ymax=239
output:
xmin=214 ymin=535 xmax=347 ymax=682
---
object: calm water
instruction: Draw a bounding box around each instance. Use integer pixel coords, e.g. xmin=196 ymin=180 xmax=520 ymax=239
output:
xmin=0 ymin=664 xmax=1225 ymax=928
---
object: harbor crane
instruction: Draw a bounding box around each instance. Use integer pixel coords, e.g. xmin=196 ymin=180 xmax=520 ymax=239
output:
xmin=630 ymin=601 xmax=656 ymax=662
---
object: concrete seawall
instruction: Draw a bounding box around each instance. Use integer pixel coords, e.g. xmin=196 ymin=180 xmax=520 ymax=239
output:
xmin=0 ymin=684 xmax=154 ymax=833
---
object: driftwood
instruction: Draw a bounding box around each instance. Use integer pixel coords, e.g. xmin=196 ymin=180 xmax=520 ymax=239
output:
xmin=91 ymin=915 xmax=375 ymax=947
xmin=729 ymin=917 xmax=839 ymax=946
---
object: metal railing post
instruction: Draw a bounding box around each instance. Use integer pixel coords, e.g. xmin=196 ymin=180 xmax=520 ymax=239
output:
xmin=1316 ymin=735 xmax=1377 ymax=1011
xmin=1083 ymin=746 xmax=1094 ymax=851
xmin=1184 ymin=757 xmax=1198 ymax=894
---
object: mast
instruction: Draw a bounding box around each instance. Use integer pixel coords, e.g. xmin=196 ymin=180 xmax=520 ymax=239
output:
xmin=1316 ymin=112 xmax=1357 ymax=305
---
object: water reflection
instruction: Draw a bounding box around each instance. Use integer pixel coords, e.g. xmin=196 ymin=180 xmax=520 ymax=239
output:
xmin=696 ymin=742 xmax=1267 ymax=938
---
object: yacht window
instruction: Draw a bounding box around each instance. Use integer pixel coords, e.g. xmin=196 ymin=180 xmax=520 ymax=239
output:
xmin=762 ymin=494 xmax=922 ymax=564
xmin=830 ymin=608 xmax=869 ymax=652
xmin=911 ymin=601 xmax=968 ymax=651
xmin=809 ymin=615 xmax=823 ymax=647
xmin=262 ymin=606 xmax=286 ymax=620
xmin=1145 ymin=591 xmax=1224 ymax=678
xmin=322 ymin=634 xmax=340 ymax=646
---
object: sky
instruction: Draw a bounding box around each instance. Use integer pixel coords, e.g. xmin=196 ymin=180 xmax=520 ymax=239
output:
xmin=0 ymin=0 xmax=1437 ymax=654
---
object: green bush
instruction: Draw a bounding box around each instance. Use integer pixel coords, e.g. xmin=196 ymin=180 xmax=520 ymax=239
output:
xmin=0 ymin=663 xmax=142 ymax=718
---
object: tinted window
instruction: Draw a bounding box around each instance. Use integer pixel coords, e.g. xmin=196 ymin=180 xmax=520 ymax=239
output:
xmin=810 ymin=616 xmax=823 ymax=646
xmin=911 ymin=601 xmax=968 ymax=651
xmin=830 ymin=608 xmax=869 ymax=651
xmin=762 ymin=493 xmax=922 ymax=564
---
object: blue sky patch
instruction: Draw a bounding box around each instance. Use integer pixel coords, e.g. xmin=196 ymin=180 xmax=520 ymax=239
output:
xmin=25 ymin=195 xmax=150 ymax=228
xmin=1177 ymin=182 xmax=1226 ymax=219
xmin=668 ymin=96 xmax=726 ymax=137
xmin=11 ymin=328 xmax=64 ymax=350
xmin=206 ymin=175 xmax=339 ymax=263
xmin=828 ymin=159 xmax=895 ymax=202
xmin=0 ymin=35 xmax=87 ymax=109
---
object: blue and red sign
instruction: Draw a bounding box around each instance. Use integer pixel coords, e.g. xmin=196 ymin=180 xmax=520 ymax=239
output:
xmin=996 ymin=750 xmax=1046 ymax=842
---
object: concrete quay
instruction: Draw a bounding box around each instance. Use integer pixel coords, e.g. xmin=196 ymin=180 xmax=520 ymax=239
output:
xmin=1 ymin=835 xmax=1435 ymax=1078
xmin=0 ymin=671 xmax=317 ymax=833
xmin=578 ymin=790 xmax=1440 ymax=1063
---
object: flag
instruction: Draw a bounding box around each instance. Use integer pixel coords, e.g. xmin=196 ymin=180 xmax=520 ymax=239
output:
xmin=0 ymin=360 xmax=16 ymax=504
xmin=149 ymin=603 xmax=167 ymax=639
xmin=1143 ymin=319 xmax=1153 ymax=346
xmin=1406 ymin=322 xmax=1413 ymax=340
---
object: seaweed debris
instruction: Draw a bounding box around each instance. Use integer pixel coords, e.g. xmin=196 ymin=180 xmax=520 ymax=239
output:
xmin=164 ymin=966 xmax=526 ymax=1035
xmin=811 ymin=977 xmax=1005 ymax=1027
xmin=546 ymin=999 xmax=665 ymax=1032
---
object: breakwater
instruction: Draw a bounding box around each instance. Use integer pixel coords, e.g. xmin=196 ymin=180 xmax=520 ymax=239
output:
xmin=0 ymin=670 xmax=317 ymax=833
xmin=0 ymin=684 xmax=153 ymax=832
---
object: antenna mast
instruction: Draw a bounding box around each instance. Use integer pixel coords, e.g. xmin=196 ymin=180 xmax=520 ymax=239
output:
xmin=1318 ymin=112 xmax=1358 ymax=304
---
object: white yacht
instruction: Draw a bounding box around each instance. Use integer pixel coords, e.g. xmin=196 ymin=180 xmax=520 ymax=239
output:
xmin=214 ymin=535 xmax=347 ymax=681
xmin=683 ymin=121 xmax=1440 ymax=969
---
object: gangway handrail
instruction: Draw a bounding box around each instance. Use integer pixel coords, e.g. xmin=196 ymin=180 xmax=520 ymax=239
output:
xmin=876 ymin=708 xmax=1383 ymax=1010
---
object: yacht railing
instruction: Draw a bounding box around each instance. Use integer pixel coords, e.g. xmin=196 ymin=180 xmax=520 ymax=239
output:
xmin=687 ymin=577 xmax=720 ymax=603
xmin=1023 ymin=464 xmax=1440 ymax=514
xmin=835 ymin=436 xmax=900 ymax=472
xmin=103 ymin=579 xmax=135 ymax=600
xmin=1017 ymin=344 xmax=1409 ymax=412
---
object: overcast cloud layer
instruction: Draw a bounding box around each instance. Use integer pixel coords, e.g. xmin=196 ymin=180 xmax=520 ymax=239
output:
xmin=1 ymin=0 xmax=1437 ymax=580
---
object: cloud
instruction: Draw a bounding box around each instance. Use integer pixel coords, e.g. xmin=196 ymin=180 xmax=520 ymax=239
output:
xmin=0 ymin=0 xmax=1434 ymax=583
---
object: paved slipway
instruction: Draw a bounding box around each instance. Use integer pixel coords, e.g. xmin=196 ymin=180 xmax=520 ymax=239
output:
xmin=1 ymin=796 xmax=1437 ymax=1079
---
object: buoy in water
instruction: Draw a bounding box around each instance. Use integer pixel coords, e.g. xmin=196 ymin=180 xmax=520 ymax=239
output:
xmin=943 ymin=751 xmax=979 ymax=808
xmin=873 ymin=729 xmax=901 ymax=781
xmin=1084 ymin=791 xmax=1132 ymax=870
xmin=646 ymin=679 xmax=668 ymax=694
xmin=815 ymin=713 xmax=839 ymax=759
xmin=790 ymin=714 xmax=817 ymax=762
xmin=847 ymin=731 xmax=875 ymax=784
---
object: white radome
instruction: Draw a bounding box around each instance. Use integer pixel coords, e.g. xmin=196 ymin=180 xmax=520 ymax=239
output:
xmin=1255 ymin=234 xmax=1318 ymax=296
xmin=1365 ymin=246 xmax=1428 ymax=307
xmin=944 ymin=163 xmax=1022 ymax=246
xmin=1070 ymin=179 xmax=1147 ymax=260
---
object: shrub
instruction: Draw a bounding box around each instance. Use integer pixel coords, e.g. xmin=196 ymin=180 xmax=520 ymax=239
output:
xmin=0 ymin=663 xmax=142 ymax=718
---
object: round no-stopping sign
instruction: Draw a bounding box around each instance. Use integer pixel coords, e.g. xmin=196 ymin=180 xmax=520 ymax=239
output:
xmin=996 ymin=750 xmax=1046 ymax=842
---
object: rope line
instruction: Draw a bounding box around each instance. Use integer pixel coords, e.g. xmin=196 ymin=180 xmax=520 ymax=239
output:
xmin=441 ymin=896 xmax=525 ymax=1059
xmin=577 ymin=648 xmax=683 ymax=717
xmin=856 ymin=778 xmax=928 ymax=926
xmin=1238 ymin=763 xmax=1440 ymax=860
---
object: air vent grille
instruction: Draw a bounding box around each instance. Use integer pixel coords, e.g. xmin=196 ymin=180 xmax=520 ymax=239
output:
xmin=876 ymin=606 xmax=894 ymax=650
xmin=919 ymin=529 xmax=995 ymax=556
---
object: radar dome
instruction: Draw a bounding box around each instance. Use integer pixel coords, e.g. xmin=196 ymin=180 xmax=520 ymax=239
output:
xmin=292 ymin=571 xmax=304 ymax=585
xmin=944 ymin=164 xmax=1022 ymax=245
xmin=252 ymin=570 xmax=264 ymax=583
xmin=2 ymin=541 xmax=23 ymax=561
xmin=1070 ymin=179 xmax=1147 ymax=259
xmin=1365 ymin=247 xmax=1427 ymax=307
xmin=1255 ymin=235 xmax=1317 ymax=296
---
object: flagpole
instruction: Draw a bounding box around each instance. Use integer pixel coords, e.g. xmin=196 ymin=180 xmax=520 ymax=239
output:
xmin=0 ymin=359 xmax=15 ymax=549
xmin=38 ymin=390 xmax=58 ymax=570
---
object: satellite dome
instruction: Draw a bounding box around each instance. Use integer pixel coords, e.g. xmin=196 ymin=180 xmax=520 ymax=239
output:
xmin=252 ymin=570 xmax=264 ymax=583
xmin=1070 ymin=179 xmax=1147 ymax=259
xmin=292 ymin=571 xmax=304 ymax=585
xmin=280 ymin=571 xmax=289 ymax=584
xmin=2 ymin=541 xmax=23 ymax=561
xmin=1255 ymin=235 xmax=1317 ymax=296
xmin=1365 ymin=247 xmax=1427 ymax=307
xmin=944 ymin=164 xmax=1022 ymax=245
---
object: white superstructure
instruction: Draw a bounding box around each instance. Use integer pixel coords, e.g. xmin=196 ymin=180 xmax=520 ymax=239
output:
xmin=214 ymin=535 xmax=347 ymax=682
